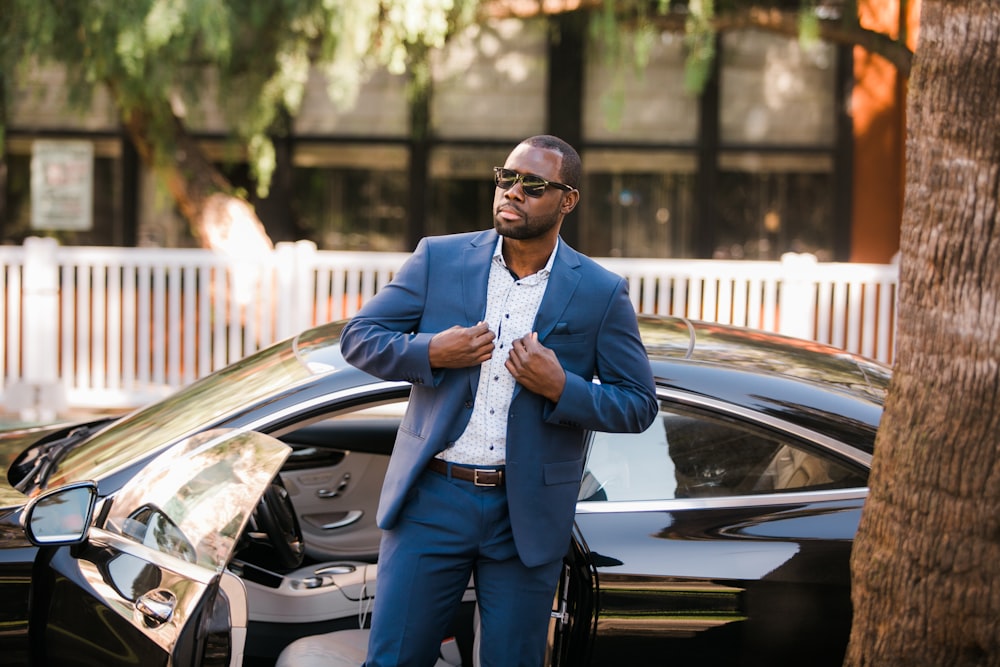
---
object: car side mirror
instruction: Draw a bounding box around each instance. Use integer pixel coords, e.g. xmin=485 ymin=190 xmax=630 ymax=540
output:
xmin=22 ymin=481 xmax=98 ymax=546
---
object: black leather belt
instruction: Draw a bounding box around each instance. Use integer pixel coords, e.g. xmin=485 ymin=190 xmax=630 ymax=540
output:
xmin=427 ymin=458 xmax=505 ymax=487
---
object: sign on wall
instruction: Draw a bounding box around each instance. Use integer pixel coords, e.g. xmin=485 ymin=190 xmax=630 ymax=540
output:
xmin=30 ymin=139 xmax=94 ymax=231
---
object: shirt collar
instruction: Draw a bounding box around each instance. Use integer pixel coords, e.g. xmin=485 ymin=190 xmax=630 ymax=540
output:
xmin=493 ymin=236 xmax=559 ymax=279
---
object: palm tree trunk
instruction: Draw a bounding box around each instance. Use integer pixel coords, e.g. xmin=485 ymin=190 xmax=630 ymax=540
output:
xmin=845 ymin=1 xmax=1000 ymax=665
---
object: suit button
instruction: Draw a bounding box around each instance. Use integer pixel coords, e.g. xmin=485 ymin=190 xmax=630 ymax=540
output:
xmin=464 ymin=401 xmax=473 ymax=409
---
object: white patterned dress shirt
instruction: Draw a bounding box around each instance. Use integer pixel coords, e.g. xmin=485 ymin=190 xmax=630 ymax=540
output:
xmin=437 ymin=237 xmax=558 ymax=466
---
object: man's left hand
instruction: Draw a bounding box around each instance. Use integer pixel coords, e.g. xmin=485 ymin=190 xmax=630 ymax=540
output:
xmin=506 ymin=333 xmax=566 ymax=403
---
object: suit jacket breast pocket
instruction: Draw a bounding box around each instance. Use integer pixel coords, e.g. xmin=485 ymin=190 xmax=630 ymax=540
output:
xmin=545 ymin=333 xmax=587 ymax=347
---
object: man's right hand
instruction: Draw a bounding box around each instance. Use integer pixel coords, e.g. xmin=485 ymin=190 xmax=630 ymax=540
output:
xmin=429 ymin=322 xmax=495 ymax=369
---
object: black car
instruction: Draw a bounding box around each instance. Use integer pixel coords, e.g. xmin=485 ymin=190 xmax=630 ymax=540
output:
xmin=0 ymin=315 xmax=888 ymax=666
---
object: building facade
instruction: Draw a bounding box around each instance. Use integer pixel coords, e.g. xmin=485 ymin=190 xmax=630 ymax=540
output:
xmin=2 ymin=5 xmax=915 ymax=262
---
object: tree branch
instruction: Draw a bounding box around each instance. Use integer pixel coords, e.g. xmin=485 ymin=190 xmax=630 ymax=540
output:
xmin=703 ymin=8 xmax=912 ymax=76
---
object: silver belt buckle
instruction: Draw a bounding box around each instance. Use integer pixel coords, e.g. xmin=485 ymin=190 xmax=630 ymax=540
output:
xmin=474 ymin=468 xmax=501 ymax=487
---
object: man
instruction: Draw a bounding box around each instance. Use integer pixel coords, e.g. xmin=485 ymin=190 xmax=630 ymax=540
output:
xmin=340 ymin=135 xmax=657 ymax=666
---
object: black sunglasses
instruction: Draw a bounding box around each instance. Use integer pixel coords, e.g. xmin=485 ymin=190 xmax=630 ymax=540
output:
xmin=493 ymin=167 xmax=574 ymax=198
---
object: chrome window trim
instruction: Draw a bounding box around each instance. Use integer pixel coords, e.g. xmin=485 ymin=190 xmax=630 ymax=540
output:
xmin=576 ymin=487 xmax=868 ymax=514
xmin=654 ymin=387 xmax=874 ymax=468
xmin=241 ymin=381 xmax=411 ymax=435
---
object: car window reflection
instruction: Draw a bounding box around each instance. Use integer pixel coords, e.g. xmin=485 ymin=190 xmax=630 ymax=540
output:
xmin=102 ymin=430 xmax=289 ymax=571
xmin=120 ymin=505 xmax=198 ymax=563
xmin=581 ymin=406 xmax=868 ymax=502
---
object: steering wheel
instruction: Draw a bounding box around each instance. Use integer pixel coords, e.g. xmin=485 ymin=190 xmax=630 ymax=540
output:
xmin=250 ymin=477 xmax=305 ymax=571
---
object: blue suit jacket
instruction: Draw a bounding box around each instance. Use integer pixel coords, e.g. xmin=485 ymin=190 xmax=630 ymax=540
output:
xmin=340 ymin=230 xmax=658 ymax=566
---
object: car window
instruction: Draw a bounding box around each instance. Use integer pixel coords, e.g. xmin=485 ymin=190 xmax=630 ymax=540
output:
xmin=103 ymin=429 xmax=289 ymax=571
xmin=579 ymin=406 xmax=867 ymax=502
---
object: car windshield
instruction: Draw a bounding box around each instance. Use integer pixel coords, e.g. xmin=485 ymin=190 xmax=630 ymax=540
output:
xmin=47 ymin=322 xmax=348 ymax=489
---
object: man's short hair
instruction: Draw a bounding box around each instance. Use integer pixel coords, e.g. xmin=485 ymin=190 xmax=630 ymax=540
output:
xmin=522 ymin=135 xmax=582 ymax=189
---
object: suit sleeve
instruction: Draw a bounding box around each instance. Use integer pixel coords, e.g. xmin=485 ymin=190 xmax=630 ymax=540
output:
xmin=545 ymin=278 xmax=658 ymax=434
xmin=339 ymin=239 xmax=439 ymax=387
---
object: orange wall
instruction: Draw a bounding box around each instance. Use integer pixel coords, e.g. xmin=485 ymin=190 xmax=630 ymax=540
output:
xmin=851 ymin=0 xmax=920 ymax=263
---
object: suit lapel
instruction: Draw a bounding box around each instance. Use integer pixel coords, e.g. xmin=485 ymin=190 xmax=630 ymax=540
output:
xmin=508 ymin=241 xmax=582 ymax=402
xmin=462 ymin=231 xmax=495 ymax=325
xmin=534 ymin=240 xmax=581 ymax=339
xmin=462 ymin=231 xmax=497 ymax=397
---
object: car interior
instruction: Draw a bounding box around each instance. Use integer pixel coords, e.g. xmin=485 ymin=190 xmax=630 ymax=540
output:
xmin=224 ymin=400 xmax=476 ymax=666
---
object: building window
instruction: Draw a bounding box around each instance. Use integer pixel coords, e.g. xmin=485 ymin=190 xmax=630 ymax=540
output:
xmin=579 ymin=151 xmax=697 ymax=258
xmin=578 ymin=26 xmax=840 ymax=260
xmin=714 ymin=30 xmax=838 ymax=260
xmin=715 ymin=157 xmax=835 ymax=260
xmin=292 ymin=144 xmax=409 ymax=251
xmin=431 ymin=19 xmax=548 ymax=142
xmin=426 ymin=145 xmax=512 ymax=238
xmin=719 ymin=30 xmax=836 ymax=146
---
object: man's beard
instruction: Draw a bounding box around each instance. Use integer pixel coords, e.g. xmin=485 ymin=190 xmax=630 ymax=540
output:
xmin=494 ymin=208 xmax=561 ymax=240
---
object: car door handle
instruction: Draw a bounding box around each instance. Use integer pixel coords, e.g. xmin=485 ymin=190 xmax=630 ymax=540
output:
xmin=321 ymin=510 xmax=363 ymax=530
xmin=317 ymin=473 xmax=352 ymax=499
xmin=136 ymin=588 xmax=176 ymax=626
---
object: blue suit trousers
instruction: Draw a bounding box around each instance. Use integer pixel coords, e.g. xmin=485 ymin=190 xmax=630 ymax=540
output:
xmin=363 ymin=466 xmax=564 ymax=667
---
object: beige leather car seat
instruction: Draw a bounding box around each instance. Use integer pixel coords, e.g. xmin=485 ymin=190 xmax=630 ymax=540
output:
xmin=771 ymin=445 xmax=833 ymax=490
xmin=275 ymin=607 xmax=479 ymax=667
xmin=277 ymin=628 xmax=462 ymax=667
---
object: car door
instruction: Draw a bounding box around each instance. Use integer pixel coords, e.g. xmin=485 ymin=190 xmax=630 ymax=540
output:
xmin=31 ymin=429 xmax=289 ymax=667
xmin=560 ymin=400 xmax=870 ymax=667
xmin=277 ymin=399 xmax=405 ymax=561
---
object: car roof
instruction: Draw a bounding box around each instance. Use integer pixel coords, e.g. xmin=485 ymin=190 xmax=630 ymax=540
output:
xmin=640 ymin=315 xmax=889 ymax=398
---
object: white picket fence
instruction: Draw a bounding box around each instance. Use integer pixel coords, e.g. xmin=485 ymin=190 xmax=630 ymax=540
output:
xmin=1 ymin=236 xmax=898 ymax=419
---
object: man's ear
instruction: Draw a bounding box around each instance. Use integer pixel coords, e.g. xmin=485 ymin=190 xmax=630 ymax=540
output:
xmin=560 ymin=190 xmax=580 ymax=214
